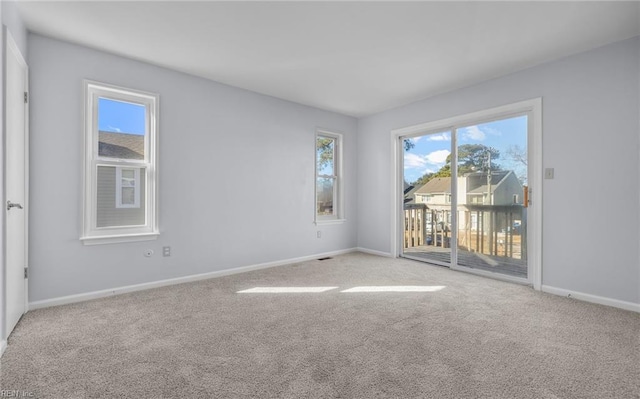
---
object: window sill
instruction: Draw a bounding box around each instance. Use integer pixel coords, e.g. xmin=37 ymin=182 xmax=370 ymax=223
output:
xmin=80 ymin=232 xmax=159 ymax=246
xmin=315 ymin=219 xmax=346 ymax=226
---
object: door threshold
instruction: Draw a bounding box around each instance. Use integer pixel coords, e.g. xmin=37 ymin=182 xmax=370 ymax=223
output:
xmin=400 ymin=254 xmax=451 ymax=268
xmin=401 ymin=253 xmax=531 ymax=287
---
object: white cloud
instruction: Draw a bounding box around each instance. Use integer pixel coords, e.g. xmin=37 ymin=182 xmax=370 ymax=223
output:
xmin=107 ymin=125 xmax=122 ymax=132
xmin=425 ymin=149 xmax=450 ymax=164
xmin=404 ymin=149 xmax=450 ymax=181
xmin=404 ymin=153 xmax=426 ymax=169
xmin=427 ymin=133 xmax=451 ymax=141
xmin=464 ymin=126 xmax=485 ymax=141
xmin=405 ymin=149 xmax=450 ymax=169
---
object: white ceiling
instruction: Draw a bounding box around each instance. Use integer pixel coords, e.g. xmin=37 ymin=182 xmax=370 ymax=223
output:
xmin=15 ymin=1 xmax=640 ymax=117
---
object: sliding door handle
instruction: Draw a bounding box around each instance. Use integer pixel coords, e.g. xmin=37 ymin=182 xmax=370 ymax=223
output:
xmin=7 ymin=201 xmax=23 ymax=211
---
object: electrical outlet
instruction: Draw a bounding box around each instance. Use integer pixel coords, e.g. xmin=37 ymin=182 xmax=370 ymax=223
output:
xmin=144 ymin=249 xmax=154 ymax=257
xmin=163 ymin=246 xmax=171 ymax=257
xmin=317 ymin=231 xmax=322 ymax=238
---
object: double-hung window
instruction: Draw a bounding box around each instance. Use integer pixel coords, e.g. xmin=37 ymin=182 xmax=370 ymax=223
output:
xmin=82 ymin=81 xmax=159 ymax=244
xmin=315 ymin=130 xmax=343 ymax=223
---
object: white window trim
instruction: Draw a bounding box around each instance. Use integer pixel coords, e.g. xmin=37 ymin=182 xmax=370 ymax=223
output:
xmin=315 ymin=129 xmax=345 ymax=225
xmin=81 ymin=80 xmax=159 ymax=245
xmin=115 ymin=167 xmax=141 ymax=209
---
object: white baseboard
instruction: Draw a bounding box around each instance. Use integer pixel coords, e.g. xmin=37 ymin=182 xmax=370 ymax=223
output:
xmin=542 ymin=285 xmax=640 ymax=313
xmin=356 ymin=247 xmax=393 ymax=258
xmin=0 ymin=340 xmax=7 ymax=358
xmin=30 ymin=248 xmax=358 ymax=310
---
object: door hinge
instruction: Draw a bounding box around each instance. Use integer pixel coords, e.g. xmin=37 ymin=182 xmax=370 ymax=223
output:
xmin=24 ymin=92 xmax=28 ymax=104
xmin=24 ymin=267 xmax=28 ymax=279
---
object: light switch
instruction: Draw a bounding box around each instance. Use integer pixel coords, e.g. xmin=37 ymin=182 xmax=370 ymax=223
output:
xmin=544 ymin=168 xmax=554 ymax=179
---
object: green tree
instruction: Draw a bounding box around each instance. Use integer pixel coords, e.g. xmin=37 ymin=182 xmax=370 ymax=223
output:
xmin=413 ymin=172 xmax=434 ymax=186
xmin=403 ymin=139 xmax=415 ymax=152
xmin=316 ymin=137 xmax=335 ymax=171
xmin=458 ymin=144 xmax=500 ymax=175
xmin=412 ymin=144 xmax=500 ymax=185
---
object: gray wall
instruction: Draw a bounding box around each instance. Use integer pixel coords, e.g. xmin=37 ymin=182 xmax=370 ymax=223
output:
xmin=358 ymin=37 xmax=640 ymax=304
xmin=28 ymin=34 xmax=358 ymax=302
xmin=2 ymin=1 xmax=27 ymax=55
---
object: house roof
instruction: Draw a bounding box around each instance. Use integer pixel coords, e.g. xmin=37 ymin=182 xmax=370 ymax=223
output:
xmin=414 ymin=170 xmax=516 ymax=196
xmin=403 ymin=184 xmax=422 ymax=204
xmin=464 ymin=169 xmax=508 ymax=179
xmin=98 ymin=131 xmax=144 ymax=160
xmin=414 ymin=177 xmax=452 ymax=195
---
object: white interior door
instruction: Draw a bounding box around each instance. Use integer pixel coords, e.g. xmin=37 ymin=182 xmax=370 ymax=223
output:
xmin=5 ymin=30 xmax=29 ymax=338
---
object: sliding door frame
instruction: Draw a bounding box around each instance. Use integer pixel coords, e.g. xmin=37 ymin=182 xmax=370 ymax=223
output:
xmin=391 ymin=98 xmax=542 ymax=290
xmin=398 ymin=126 xmax=456 ymax=269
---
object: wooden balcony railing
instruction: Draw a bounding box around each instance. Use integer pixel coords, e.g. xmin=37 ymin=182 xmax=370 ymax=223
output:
xmin=403 ymin=204 xmax=527 ymax=260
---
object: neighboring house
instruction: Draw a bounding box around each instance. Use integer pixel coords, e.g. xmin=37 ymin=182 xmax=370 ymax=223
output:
xmin=96 ymin=131 xmax=146 ymax=227
xmin=411 ymin=170 xmax=523 ymax=207
xmin=98 ymin=131 xmax=144 ymax=160
xmin=403 ymin=183 xmax=421 ymax=205
xmin=408 ymin=170 xmax=523 ymax=233
xmin=413 ymin=177 xmax=456 ymax=208
xmin=465 ymin=170 xmax=523 ymax=206
xmin=411 ymin=177 xmax=459 ymax=233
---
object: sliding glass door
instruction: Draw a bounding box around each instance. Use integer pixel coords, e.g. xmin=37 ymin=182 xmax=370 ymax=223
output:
xmin=401 ymin=114 xmax=529 ymax=281
xmin=402 ymin=131 xmax=453 ymax=266
xmin=454 ymin=116 xmax=528 ymax=279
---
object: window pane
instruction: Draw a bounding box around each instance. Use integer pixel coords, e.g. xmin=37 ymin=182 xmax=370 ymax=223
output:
xmin=402 ymin=131 xmax=452 ymax=265
xmin=316 ymin=137 xmax=334 ymax=175
xmin=456 ymin=115 xmax=528 ymax=279
xmin=121 ymin=169 xmax=135 ymax=180
xmin=96 ymin=165 xmax=146 ymax=228
xmin=121 ymin=187 xmax=136 ymax=206
xmin=98 ymin=98 xmax=146 ymax=160
xmin=117 ymin=167 xmax=139 ymax=208
xmin=317 ymin=177 xmax=335 ymax=216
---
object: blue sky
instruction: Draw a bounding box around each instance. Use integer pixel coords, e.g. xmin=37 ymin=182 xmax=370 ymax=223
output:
xmin=98 ymin=98 xmax=145 ymax=135
xmin=403 ymin=115 xmax=528 ymax=184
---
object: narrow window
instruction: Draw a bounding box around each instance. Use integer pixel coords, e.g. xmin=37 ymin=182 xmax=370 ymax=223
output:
xmin=82 ymin=81 xmax=158 ymax=244
xmin=315 ymin=130 xmax=343 ymax=223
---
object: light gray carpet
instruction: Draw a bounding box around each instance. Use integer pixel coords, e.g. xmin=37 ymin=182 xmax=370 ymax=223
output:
xmin=1 ymin=253 xmax=639 ymax=398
